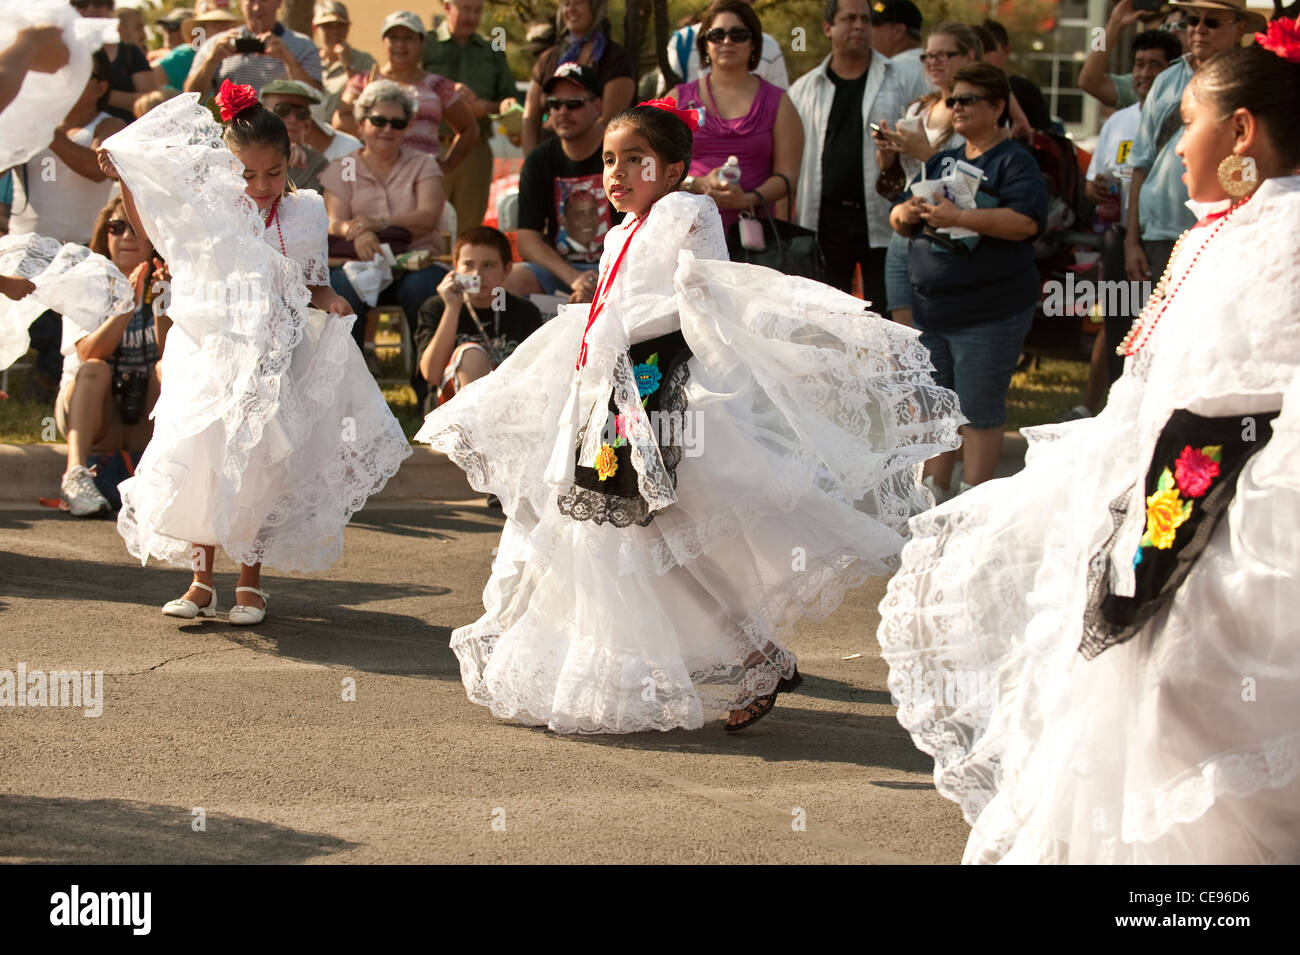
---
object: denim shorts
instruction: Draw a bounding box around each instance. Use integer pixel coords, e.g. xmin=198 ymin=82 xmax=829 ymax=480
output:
xmin=918 ymin=304 xmax=1036 ymax=430
xmin=884 ymin=231 xmax=913 ymax=312
xmin=523 ymin=260 xmax=599 ymax=296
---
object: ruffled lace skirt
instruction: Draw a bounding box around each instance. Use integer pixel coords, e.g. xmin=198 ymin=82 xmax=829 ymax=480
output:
xmin=877 ymin=388 xmax=1300 ymax=863
xmin=417 ymin=252 xmax=964 ymax=733
xmin=118 ymin=307 xmax=411 ymax=572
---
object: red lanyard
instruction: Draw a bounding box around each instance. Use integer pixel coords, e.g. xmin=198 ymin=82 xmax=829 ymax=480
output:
xmin=576 ymin=211 xmax=648 ymax=369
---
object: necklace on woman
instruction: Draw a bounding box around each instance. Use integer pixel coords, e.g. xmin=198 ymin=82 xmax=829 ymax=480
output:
xmin=1116 ymin=195 xmax=1250 ymax=357
xmin=263 ymin=195 xmax=286 ymax=255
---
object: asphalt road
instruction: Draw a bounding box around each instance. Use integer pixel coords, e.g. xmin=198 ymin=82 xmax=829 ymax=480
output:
xmin=0 ymin=501 xmax=969 ymax=864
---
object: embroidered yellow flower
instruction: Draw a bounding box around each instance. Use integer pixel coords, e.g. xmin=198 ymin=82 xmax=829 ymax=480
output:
xmin=1142 ymin=469 xmax=1193 ymax=550
xmin=594 ymin=443 xmax=619 ymax=481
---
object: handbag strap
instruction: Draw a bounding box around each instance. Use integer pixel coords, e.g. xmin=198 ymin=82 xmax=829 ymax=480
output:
xmin=742 ymin=189 xmax=786 ymax=257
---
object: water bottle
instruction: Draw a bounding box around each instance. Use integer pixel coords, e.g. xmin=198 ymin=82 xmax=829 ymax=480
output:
xmin=719 ymin=155 xmax=741 ymax=185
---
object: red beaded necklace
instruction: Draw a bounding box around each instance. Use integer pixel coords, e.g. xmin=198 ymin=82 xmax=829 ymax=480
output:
xmin=1118 ymin=195 xmax=1251 ymax=357
xmin=575 ymin=210 xmax=650 ymax=370
xmin=263 ymin=195 xmax=286 ymax=255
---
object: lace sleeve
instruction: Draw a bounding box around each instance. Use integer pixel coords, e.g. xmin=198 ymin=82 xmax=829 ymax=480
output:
xmin=684 ymin=194 xmax=730 ymax=262
xmin=280 ymin=190 xmax=331 ymax=286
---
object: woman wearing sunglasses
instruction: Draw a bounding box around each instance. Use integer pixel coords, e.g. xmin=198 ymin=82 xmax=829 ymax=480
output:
xmin=874 ymin=22 xmax=982 ymax=329
xmin=521 ymin=0 xmax=636 ymax=154
xmin=889 ymin=62 xmax=1047 ymax=498
xmin=320 ymin=79 xmax=449 ymax=403
xmin=50 ymin=195 xmax=164 ymax=518
xmin=667 ymin=0 xmax=803 ymax=230
xmin=335 ymin=11 xmax=478 ymax=176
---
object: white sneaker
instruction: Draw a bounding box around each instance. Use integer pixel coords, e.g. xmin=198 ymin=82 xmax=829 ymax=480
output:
xmin=61 ymin=466 xmax=109 ymax=517
xmin=923 ymin=475 xmax=952 ymax=506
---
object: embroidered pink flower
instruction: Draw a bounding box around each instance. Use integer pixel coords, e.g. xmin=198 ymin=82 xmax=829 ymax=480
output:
xmin=616 ymin=413 xmax=632 ymax=440
xmin=1173 ymin=444 xmax=1221 ymax=498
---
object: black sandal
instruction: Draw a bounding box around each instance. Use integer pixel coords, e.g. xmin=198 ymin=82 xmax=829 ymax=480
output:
xmin=724 ymin=667 xmax=802 ymax=732
xmin=724 ymin=693 xmax=778 ymax=732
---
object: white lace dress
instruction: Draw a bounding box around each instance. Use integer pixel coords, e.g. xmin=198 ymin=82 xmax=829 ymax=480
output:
xmin=103 ymin=94 xmax=411 ymax=573
xmin=415 ymin=191 xmax=963 ymax=733
xmin=877 ymin=176 xmax=1300 ymax=863
xmin=0 ymin=234 xmax=133 ymax=369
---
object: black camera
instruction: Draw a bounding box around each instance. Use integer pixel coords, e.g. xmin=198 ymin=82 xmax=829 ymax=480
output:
xmin=233 ymin=36 xmax=267 ymax=54
xmin=113 ymin=368 xmax=150 ymax=426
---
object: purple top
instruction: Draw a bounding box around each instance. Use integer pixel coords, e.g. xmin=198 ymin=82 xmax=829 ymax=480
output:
xmin=674 ymin=76 xmax=783 ymax=231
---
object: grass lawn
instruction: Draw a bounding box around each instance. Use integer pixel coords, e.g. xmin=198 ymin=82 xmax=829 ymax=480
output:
xmin=1005 ymin=355 xmax=1090 ymax=433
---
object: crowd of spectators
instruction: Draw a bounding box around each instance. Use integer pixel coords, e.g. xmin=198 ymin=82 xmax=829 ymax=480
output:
xmin=0 ymin=0 xmax=1276 ymax=515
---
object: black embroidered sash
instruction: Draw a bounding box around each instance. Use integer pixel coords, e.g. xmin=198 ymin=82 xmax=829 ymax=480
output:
xmin=1079 ymin=408 xmax=1277 ymax=658
xmin=556 ymin=330 xmax=692 ymax=527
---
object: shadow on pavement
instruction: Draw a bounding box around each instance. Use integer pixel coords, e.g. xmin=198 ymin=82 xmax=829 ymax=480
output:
xmin=541 ymin=700 xmax=936 ymax=774
xmin=0 ymin=550 xmax=461 ymax=680
xmin=0 ymin=794 xmax=357 ymax=863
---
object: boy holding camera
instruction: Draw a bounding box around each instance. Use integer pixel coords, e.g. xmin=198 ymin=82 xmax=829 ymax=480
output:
xmin=414 ymin=226 xmax=544 ymax=414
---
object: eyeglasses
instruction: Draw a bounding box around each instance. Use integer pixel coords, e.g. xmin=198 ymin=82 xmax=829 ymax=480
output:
xmin=1185 ymin=13 xmax=1240 ymax=29
xmin=365 ymin=115 xmax=409 ymax=129
xmin=945 ymin=93 xmax=993 ymax=109
xmin=106 ymin=218 xmax=135 ymax=237
xmin=704 ymin=27 xmax=752 ymax=45
xmin=271 ymin=102 xmax=313 ymax=121
xmin=71 ymin=0 xmax=114 ymax=8
xmin=544 ymin=95 xmax=592 ymax=111
xmin=1160 ymin=21 xmax=1189 ymax=32
xmin=919 ymin=50 xmax=965 ymax=62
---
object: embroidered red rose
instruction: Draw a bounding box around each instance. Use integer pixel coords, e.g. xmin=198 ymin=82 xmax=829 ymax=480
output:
xmin=1256 ymin=17 xmax=1300 ymax=65
xmin=1173 ymin=444 xmax=1221 ymax=498
xmin=215 ymin=80 xmax=260 ymax=122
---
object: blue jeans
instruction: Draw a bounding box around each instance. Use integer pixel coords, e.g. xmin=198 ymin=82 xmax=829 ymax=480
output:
xmin=918 ymin=305 xmax=1035 ymax=430
xmin=884 ymin=232 xmax=913 ymax=313
xmin=330 ymin=263 xmax=448 ymax=402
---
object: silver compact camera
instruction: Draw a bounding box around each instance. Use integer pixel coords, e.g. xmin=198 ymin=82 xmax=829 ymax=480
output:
xmin=452 ymin=273 xmax=481 ymax=294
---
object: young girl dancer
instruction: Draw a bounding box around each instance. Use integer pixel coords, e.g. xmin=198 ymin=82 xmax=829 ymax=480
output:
xmin=877 ymin=26 xmax=1300 ymax=863
xmin=101 ymin=82 xmax=411 ymax=623
xmin=417 ymin=99 xmax=962 ymax=733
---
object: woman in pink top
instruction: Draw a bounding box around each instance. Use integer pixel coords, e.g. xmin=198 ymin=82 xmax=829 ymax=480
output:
xmin=334 ymin=10 xmax=479 ymax=175
xmin=667 ymin=0 xmax=803 ymax=231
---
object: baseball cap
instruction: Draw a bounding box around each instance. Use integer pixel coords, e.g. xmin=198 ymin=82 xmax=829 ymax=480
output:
xmin=870 ymin=1 xmax=923 ymax=33
xmin=260 ymin=79 xmax=323 ymax=104
xmin=543 ymin=62 xmax=601 ymax=97
xmin=380 ymin=10 xmax=426 ymax=38
xmin=158 ymin=7 xmax=195 ymax=29
xmin=312 ymin=1 xmax=350 ymax=26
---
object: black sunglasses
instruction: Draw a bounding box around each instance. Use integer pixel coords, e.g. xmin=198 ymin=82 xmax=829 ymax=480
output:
xmin=106 ymin=218 xmax=135 ymax=237
xmin=365 ymin=115 xmax=409 ymax=130
xmin=545 ymin=95 xmax=592 ymax=111
xmin=919 ymin=50 xmax=965 ymax=62
xmin=946 ymin=93 xmax=993 ymax=109
xmin=271 ymin=102 xmax=313 ymax=121
xmin=71 ymin=0 xmax=113 ymax=8
xmin=704 ymin=27 xmax=752 ymax=45
xmin=1185 ymin=13 xmax=1240 ymax=29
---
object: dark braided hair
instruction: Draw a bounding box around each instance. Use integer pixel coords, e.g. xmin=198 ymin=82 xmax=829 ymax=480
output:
xmin=1191 ymin=43 xmax=1300 ymax=170
xmin=606 ymin=104 xmax=694 ymax=190
xmin=221 ymin=101 xmax=292 ymax=162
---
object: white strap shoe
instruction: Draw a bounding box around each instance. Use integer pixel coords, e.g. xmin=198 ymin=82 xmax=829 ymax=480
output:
xmin=228 ymin=587 xmax=269 ymax=626
xmin=162 ymin=581 xmax=217 ymax=619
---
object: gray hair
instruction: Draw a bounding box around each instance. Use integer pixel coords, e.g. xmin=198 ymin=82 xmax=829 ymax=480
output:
xmin=353 ymin=79 xmax=417 ymax=123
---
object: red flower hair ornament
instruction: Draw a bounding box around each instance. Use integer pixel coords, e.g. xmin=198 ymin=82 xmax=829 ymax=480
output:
xmin=637 ymin=98 xmax=705 ymax=129
xmin=215 ymin=80 xmax=260 ymax=122
xmin=1256 ymin=16 xmax=1300 ymax=64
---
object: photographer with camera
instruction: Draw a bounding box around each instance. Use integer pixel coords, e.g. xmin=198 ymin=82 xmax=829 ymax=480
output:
xmin=55 ymin=196 xmax=165 ymax=517
xmin=415 ymin=226 xmax=542 ymax=415
xmin=185 ymin=0 xmax=323 ymax=97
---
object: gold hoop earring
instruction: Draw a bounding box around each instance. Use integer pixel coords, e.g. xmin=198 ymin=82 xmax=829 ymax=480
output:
xmin=1216 ymin=154 xmax=1257 ymax=197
